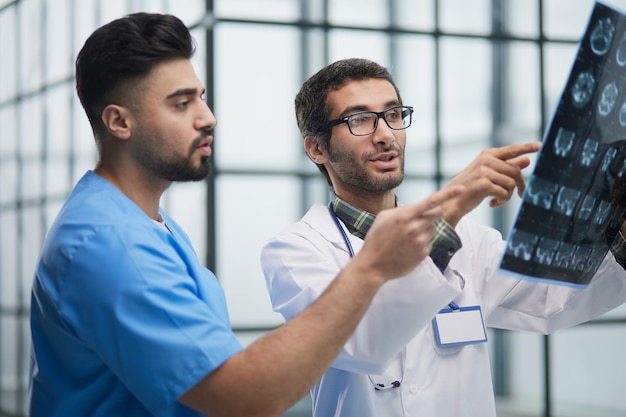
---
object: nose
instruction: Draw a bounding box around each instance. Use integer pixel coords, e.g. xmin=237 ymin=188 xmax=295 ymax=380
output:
xmin=196 ymin=100 xmax=218 ymax=132
xmin=371 ymin=116 xmax=395 ymax=146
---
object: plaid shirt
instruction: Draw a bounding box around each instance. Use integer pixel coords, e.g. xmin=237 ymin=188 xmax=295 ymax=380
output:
xmin=612 ymin=231 xmax=626 ymax=267
xmin=331 ymin=195 xmax=462 ymax=272
xmin=331 ymin=194 xmax=626 ymax=272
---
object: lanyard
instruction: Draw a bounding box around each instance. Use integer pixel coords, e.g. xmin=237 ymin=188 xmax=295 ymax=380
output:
xmin=328 ymin=204 xmax=355 ymax=257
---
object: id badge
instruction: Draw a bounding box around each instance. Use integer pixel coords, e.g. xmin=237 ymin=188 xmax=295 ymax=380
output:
xmin=432 ymin=305 xmax=488 ymax=347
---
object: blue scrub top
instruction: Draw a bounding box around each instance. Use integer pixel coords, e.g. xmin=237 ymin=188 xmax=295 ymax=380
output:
xmin=29 ymin=171 xmax=242 ymax=417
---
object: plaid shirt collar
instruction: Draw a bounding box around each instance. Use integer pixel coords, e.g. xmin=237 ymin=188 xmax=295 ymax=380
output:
xmin=330 ymin=194 xmax=391 ymax=239
xmin=330 ymin=193 xmax=463 ymax=272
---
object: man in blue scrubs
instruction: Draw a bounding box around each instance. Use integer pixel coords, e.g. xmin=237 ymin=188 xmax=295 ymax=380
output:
xmin=27 ymin=13 xmax=463 ymax=417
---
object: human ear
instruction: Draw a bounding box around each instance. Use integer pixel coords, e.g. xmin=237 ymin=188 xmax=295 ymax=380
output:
xmin=101 ymin=104 xmax=132 ymax=140
xmin=304 ymin=135 xmax=328 ymax=164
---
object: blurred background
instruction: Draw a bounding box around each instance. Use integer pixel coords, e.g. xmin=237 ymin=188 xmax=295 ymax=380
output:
xmin=2 ymin=0 xmax=626 ymax=416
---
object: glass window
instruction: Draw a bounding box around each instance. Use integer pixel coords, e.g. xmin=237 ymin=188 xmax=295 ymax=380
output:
xmin=18 ymin=0 xmax=44 ymax=92
xmin=394 ymin=0 xmax=435 ymax=31
xmin=439 ymin=38 xmax=492 ymax=175
xmin=552 ymin=327 xmax=626 ymax=414
xmin=45 ymin=0 xmax=72 ymax=83
xmin=505 ymin=0 xmax=539 ymax=38
xmin=504 ymin=41 xmax=541 ymax=142
xmin=0 ymin=8 xmax=17 ymax=102
xmin=328 ymin=0 xmax=388 ymax=28
xmin=0 ymin=211 xmax=18 ymax=309
xmin=162 ymin=182 xmax=208 ymax=265
xmin=214 ymin=24 xmax=302 ymax=171
xmin=214 ymin=0 xmax=300 ymax=21
xmin=394 ymin=35 xmax=437 ymax=176
xmin=440 ymin=0 xmax=491 ymax=35
xmin=543 ymin=43 xmax=579 ymax=122
xmin=216 ymin=175 xmax=302 ymax=328
xmin=543 ymin=0 xmax=597 ymax=40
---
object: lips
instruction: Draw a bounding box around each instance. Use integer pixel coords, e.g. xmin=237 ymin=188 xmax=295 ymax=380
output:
xmin=374 ymin=153 xmax=396 ymax=162
xmin=196 ymin=137 xmax=213 ymax=155
xmin=370 ymin=152 xmax=399 ymax=169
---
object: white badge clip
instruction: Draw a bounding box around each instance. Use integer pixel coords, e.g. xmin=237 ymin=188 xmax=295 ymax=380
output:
xmin=432 ymin=301 xmax=488 ymax=347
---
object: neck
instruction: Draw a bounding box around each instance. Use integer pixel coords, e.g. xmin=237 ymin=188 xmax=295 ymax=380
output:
xmin=94 ymin=162 xmax=169 ymax=222
xmin=334 ymin=190 xmax=396 ymax=215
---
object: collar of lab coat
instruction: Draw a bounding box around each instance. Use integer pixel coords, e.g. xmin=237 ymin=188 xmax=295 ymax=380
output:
xmin=302 ymin=202 xmax=365 ymax=256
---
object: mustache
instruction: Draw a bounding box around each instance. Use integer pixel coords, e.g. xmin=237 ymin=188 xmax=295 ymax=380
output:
xmin=192 ymin=128 xmax=214 ymax=147
xmin=368 ymin=143 xmax=403 ymax=157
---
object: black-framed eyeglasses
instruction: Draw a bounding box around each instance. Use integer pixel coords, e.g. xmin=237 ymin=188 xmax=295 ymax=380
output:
xmin=323 ymin=105 xmax=414 ymax=136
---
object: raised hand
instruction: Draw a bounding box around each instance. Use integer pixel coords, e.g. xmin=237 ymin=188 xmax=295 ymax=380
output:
xmin=440 ymin=142 xmax=541 ymax=227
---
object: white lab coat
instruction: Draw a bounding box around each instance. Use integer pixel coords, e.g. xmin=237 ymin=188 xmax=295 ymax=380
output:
xmin=261 ymin=203 xmax=626 ymax=417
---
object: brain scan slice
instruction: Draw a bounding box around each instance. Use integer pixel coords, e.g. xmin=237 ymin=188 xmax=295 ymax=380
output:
xmin=590 ymin=17 xmax=616 ymax=55
xmin=572 ymin=71 xmax=596 ymax=108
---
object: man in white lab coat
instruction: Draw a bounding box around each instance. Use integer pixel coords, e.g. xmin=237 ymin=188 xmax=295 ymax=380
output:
xmin=261 ymin=58 xmax=626 ymax=417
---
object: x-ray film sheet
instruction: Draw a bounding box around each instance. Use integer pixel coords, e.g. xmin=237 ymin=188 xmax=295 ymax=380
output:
xmin=499 ymin=1 xmax=626 ymax=287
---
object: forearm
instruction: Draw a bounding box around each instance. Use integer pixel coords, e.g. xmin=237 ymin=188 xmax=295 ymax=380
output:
xmin=179 ymin=257 xmax=385 ymax=417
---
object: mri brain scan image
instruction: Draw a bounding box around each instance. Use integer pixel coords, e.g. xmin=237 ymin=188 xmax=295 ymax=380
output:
xmin=590 ymin=17 xmax=615 ymax=55
xmin=555 ymin=186 xmax=582 ymax=216
xmin=616 ymin=32 xmax=626 ymax=65
xmin=554 ymin=127 xmax=576 ymax=157
xmin=598 ymin=81 xmax=619 ymax=116
xmin=581 ymin=137 xmax=599 ymax=166
xmin=501 ymin=5 xmax=626 ymax=287
xmin=525 ymin=176 xmax=559 ymax=209
xmin=571 ymin=71 xmax=596 ymax=108
xmin=619 ymin=100 xmax=626 ymax=126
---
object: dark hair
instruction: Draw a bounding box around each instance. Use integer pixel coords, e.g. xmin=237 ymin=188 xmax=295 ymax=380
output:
xmin=75 ymin=12 xmax=195 ymax=134
xmin=294 ymin=58 xmax=402 ymax=186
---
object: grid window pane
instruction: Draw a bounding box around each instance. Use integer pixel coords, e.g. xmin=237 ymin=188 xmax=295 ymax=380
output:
xmin=395 ymin=35 xmax=438 ymax=176
xmin=505 ymin=0 xmax=539 ymax=38
xmin=214 ymin=0 xmax=300 ymax=21
xmin=214 ymin=24 xmax=301 ymax=171
xmin=328 ymin=29 xmax=390 ymax=66
xmin=394 ymin=0 xmax=435 ymax=31
xmin=0 ymin=212 xmax=18 ymax=309
xmin=328 ymin=0 xmax=388 ymax=27
xmin=440 ymin=0 xmax=491 ymax=35
xmin=439 ymin=38 xmax=492 ymax=175
xmin=217 ymin=175 xmax=302 ymax=328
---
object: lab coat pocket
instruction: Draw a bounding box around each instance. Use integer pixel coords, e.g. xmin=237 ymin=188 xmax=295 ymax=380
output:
xmin=367 ymin=352 xmax=403 ymax=391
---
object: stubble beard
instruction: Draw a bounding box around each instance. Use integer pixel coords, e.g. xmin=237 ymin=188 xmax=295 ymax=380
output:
xmin=135 ymin=134 xmax=212 ymax=183
xmin=328 ymin=145 xmax=405 ymax=194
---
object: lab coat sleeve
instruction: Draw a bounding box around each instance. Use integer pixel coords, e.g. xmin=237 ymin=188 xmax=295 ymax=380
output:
xmin=261 ymin=221 xmax=461 ymax=375
xmin=455 ymin=218 xmax=626 ymax=334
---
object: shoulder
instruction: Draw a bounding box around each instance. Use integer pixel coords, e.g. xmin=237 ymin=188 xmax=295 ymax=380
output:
xmin=263 ymin=203 xmax=338 ymax=247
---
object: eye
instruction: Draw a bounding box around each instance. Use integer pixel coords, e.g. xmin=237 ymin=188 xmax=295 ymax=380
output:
xmin=175 ymin=100 xmax=190 ymax=109
xmin=384 ymin=107 xmax=402 ymax=120
xmin=348 ymin=112 xmax=374 ymax=127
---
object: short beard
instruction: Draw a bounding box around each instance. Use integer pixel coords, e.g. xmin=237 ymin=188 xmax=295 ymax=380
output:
xmin=327 ymin=144 xmax=404 ymax=193
xmin=157 ymin=155 xmax=212 ymax=182
xmin=136 ymin=136 xmax=212 ymax=182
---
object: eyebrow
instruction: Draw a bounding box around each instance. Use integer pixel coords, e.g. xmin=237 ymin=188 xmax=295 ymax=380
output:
xmin=339 ymin=100 xmax=401 ymax=117
xmin=166 ymin=88 xmax=204 ymax=100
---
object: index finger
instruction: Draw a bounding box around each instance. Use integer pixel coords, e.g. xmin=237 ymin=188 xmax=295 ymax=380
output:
xmin=407 ymin=185 xmax=466 ymax=217
xmin=488 ymin=141 xmax=542 ymax=161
